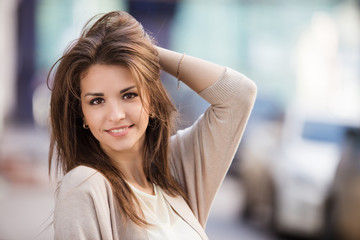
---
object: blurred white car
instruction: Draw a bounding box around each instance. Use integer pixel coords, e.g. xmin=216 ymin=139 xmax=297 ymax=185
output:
xmin=239 ymin=108 xmax=352 ymax=238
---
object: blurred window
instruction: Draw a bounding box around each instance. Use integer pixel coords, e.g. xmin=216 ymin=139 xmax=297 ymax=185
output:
xmin=302 ymin=121 xmax=346 ymax=144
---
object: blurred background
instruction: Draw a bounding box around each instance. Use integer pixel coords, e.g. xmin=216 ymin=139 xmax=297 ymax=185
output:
xmin=0 ymin=0 xmax=360 ymax=239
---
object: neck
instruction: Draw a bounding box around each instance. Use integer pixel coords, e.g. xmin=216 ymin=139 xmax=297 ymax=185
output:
xmin=112 ymin=151 xmax=154 ymax=195
xmin=107 ymin=150 xmax=150 ymax=186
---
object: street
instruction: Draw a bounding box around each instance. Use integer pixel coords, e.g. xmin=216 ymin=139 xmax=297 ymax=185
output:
xmin=206 ymin=176 xmax=277 ymax=240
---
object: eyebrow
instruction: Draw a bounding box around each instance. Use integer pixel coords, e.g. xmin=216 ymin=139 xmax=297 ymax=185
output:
xmin=84 ymin=85 xmax=136 ymax=97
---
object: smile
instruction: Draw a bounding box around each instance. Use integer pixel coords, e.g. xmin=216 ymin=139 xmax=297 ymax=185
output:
xmin=109 ymin=127 xmax=129 ymax=133
xmin=105 ymin=125 xmax=134 ymax=137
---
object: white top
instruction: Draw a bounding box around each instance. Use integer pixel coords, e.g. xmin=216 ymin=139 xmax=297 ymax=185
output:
xmin=129 ymin=183 xmax=202 ymax=240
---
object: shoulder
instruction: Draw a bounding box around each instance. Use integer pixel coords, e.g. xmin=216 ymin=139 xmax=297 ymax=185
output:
xmin=57 ymin=165 xmax=111 ymax=200
xmin=53 ymin=166 xmax=116 ymax=238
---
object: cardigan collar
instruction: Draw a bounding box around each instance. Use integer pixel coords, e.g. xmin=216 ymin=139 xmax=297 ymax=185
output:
xmin=160 ymin=189 xmax=209 ymax=240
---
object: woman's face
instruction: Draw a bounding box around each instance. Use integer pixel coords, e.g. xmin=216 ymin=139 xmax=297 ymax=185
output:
xmin=81 ymin=64 xmax=150 ymax=158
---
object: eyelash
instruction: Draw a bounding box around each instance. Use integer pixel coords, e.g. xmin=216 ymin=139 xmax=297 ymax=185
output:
xmin=89 ymin=98 xmax=104 ymax=105
xmin=89 ymin=93 xmax=138 ymax=105
xmin=123 ymin=92 xmax=138 ymax=100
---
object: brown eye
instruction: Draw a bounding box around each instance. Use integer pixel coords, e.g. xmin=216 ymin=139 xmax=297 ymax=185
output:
xmin=123 ymin=93 xmax=138 ymax=100
xmin=90 ymin=98 xmax=104 ymax=105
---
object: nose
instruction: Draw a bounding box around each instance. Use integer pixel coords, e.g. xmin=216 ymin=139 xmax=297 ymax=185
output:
xmin=107 ymin=100 xmax=125 ymax=122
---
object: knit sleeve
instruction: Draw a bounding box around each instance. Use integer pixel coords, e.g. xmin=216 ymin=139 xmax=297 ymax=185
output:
xmin=53 ymin=166 xmax=114 ymax=240
xmin=169 ymin=67 xmax=257 ymax=227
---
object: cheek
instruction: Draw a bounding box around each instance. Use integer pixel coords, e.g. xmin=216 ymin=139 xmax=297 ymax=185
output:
xmin=141 ymin=111 xmax=150 ymax=127
xmin=81 ymin=104 xmax=90 ymax=123
xmin=138 ymin=104 xmax=150 ymax=124
xmin=81 ymin=101 xmax=88 ymax=120
xmin=82 ymin=106 xmax=101 ymax=129
xmin=86 ymin=115 xmax=104 ymax=141
xmin=130 ymin=105 xmax=149 ymax=131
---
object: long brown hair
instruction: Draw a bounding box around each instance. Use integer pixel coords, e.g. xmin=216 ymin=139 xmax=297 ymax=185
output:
xmin=48 ymin=11 xmax=187 ymax=226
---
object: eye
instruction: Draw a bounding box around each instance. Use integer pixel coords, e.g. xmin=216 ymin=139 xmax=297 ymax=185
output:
xmin=123 ymin=92 xmax=138 ymax=100
xmin=89 ymin=97 xmax=105 ymax=105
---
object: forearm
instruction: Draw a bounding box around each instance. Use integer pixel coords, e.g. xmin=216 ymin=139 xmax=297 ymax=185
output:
xmin=156 ymin=46 xmax=225 ymax=93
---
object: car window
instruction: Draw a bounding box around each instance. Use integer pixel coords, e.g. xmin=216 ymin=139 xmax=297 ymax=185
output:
xmin=302 ymin=121 xmax=346 ymax=144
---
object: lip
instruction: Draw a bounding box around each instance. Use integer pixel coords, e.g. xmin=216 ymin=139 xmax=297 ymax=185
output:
xmin=105 ymin=124 xmax=133 ymax=137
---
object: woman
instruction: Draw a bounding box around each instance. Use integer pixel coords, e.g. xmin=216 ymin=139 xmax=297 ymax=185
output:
xmin=48 ymin=11 xmax=256 ymax=240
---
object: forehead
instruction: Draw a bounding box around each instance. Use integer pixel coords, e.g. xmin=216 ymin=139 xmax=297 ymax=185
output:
xmin=80 ymin=64 xmax=135 ymax=91
xmin=80 ymin=64 xmax=150 ymax=102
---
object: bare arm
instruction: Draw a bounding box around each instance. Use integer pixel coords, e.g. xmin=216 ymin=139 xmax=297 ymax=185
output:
xmin=156 ymin=46 xmax=225 ymax=93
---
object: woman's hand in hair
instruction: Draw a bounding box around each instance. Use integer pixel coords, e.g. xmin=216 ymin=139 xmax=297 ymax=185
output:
xmin=155 ymin=46 xmax=225 ymax=93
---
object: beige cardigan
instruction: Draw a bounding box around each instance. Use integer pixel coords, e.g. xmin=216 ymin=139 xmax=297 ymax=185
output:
xmin=53 ymin=67 xmax=257 ymax=240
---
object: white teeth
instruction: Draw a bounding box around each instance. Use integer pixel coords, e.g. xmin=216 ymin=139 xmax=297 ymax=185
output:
xmin=109 ymin=127 xmax=128 ymax=133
